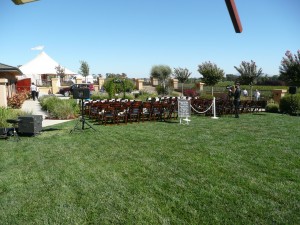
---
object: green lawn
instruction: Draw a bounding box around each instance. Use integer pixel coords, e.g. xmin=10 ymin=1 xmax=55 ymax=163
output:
xmin=0 ymin=113 xmax=299 ymax=224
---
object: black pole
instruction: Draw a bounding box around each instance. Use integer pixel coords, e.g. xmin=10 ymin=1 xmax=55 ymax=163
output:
xmin=81 ymin=100 xmax=85 ymax=129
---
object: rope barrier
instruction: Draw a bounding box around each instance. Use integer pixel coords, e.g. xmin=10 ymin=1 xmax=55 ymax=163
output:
xmin=191 ymin=101 xmax=213 ymax=114
xmin=190 ymin=97 xmax=219 ymax=119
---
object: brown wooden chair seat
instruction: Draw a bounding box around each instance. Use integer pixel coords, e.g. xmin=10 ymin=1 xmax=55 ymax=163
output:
xmin=140 ymin=102 xmax=152 ymax=122
xmin=128 ymin=103 xmax=142 ymax=123
xmin=115 ymin=106 xmax=128 ymax=125
xmin=151 ymin=102 xmax=163 ymax=121
xmin=99 ymin=106 xmax=116 ymax=125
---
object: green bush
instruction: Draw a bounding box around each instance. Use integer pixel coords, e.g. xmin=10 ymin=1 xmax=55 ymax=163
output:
xmin=134 ymin=90 xmax=157 ymax=101
xmin=279 ymin=93 xmax=300 ymax=115
xmin=39 ymin=96 xmax=79 ymax=119
xmin=51 ymin=100 xmax=79 ymax=119
xmin=266 ymin=103 xmax=279 ymax=113
xmin=39 ymin=96 xmax=60 ymax=112
xmin=0 ymin=107 xmax=28 ymax=127
xmin=90 ymin=92 xmax=109 ymax=100
xmin=156 ymin=84 xmax=173 ymax=96
xmin=103 ymin=78 xmax=135 ymax=99
xmin=155 ymin=84 xmax=165 ymax=95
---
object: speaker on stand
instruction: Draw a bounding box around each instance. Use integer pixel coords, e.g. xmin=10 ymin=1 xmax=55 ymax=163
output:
xmin=70 ymin=88 xmax=96 ymax=133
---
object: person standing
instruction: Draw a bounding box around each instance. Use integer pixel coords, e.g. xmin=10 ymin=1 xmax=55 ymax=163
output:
xmin=230 ymin=83 xmax=241 ymax=118
xmin=30 ymin=82 xmax=37 ymax=101
xmin=243 ymin=88 xmax=248 ymax=97
xmin=254 ymin=89 xmax=260 ymax=101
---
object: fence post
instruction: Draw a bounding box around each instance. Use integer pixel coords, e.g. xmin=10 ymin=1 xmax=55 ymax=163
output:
xmin=211 ymin=97 xmax=219 ymax=119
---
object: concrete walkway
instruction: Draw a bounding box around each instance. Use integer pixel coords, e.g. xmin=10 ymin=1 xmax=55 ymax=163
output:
xmin=21 ymin=95 xmax=73 ymax=127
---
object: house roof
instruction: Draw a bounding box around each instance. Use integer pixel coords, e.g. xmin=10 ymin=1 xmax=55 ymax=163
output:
xmin=0 ymin=63 xmax=23 ymax=75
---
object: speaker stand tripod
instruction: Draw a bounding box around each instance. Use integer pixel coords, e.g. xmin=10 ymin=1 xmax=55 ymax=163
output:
xmin=70 ymin=99 xmax=96 ymax=133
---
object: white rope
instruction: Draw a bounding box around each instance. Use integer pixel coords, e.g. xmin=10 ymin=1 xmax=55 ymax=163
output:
xmin=191 ymin=101 xmax=214 ymax=114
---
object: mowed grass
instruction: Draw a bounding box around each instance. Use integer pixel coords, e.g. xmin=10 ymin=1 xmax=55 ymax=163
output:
xmin=0 ymin=113 xmax=299 ymax=224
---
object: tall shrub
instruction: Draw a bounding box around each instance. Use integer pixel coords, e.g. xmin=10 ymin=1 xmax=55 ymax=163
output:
xmin=279 ymin=93 xmax=300 ymax=115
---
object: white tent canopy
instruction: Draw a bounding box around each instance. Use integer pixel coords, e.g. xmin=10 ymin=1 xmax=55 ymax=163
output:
xmin=20 ymin=51 xmax=75 ymax=75
xmin=19 ymin=51 xmax=76 ymax=84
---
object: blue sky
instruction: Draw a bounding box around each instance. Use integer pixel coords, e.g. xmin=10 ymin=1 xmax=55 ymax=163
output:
xmin=0 ymin=0 xmax=299 ymax=78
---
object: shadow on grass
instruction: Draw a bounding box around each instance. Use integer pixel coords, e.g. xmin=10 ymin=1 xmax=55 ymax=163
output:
xmin=42 ymin=128 xmax=63 ymax=132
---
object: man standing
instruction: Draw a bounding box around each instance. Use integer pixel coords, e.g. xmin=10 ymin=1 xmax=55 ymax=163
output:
xmin=230 ymin=83 xmax=241 ymax=118
xmin=254 ymin=89 xmax=260 ymax=101
xmin=30 ymin=82 xmax=37 ymax=101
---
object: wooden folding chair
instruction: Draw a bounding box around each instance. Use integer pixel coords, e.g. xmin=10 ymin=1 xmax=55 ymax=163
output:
xmin=115 ymin=106 xmax=128 ymax=125
xmin=99 ymin=106 xmax=116 ymax=125
xmin=151 ymin=102 xmax=163 ymax=121
xmin=128 ymin=103 xmax=142 ymax=123
xmin=140 ymin=102 xmax=152 ymax=122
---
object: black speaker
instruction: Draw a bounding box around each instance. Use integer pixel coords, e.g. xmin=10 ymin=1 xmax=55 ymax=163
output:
xmin=73 ymin=88 xmax=90 ymax=99
xmin=289 ymin=86 xmax=297 ymax=94
xmin=18 ymin=115 xmax=43 ymax=135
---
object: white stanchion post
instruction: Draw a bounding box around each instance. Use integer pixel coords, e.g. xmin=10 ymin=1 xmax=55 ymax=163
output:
xmin=211 ymin=97 xmax=219 ymax=119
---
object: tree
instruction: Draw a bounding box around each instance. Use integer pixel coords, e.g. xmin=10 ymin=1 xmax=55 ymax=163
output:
xmin=78 ymin=61 xmax=90 ymax=82
xmin=197 ymin=61 xmax=225 ymax=95
xmin=234 ymin=60 xmax=263 ymax=85
xmin=150 ymin=65 xmax=172 ymax=95
xmin=103 ymin=77 xmax=135 ymax=99
xmin=55 ymin=65 xmax=65 ymax=83
xmin=234 ymin=60 xmax=263 ymax=99
xmin=279 ymin=50 xmax=300 ymax=86
xmin=173 ymin=67 xmax=192 ymax=96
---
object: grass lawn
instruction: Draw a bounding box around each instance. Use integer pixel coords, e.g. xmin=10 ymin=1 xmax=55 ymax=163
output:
xmin=0 ymin=113 xmax=299 ymax=224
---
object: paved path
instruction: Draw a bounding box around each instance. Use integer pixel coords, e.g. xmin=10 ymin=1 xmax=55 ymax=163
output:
xmin=21 ymin=95 xmax=73 ymax=127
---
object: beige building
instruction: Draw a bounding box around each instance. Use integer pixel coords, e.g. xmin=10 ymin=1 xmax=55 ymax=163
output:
xmin=0 ymin=63 xmax=23 ymax=98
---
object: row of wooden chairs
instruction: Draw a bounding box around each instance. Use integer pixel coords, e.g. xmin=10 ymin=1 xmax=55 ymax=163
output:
xmin=83 ymin=100 xmax=178 ymax=125
xmin=83 ymin=98 xmax=267 ymax=125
